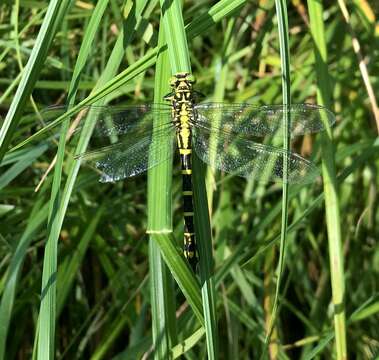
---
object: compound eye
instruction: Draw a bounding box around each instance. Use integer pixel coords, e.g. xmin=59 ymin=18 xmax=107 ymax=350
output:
xmin=169 ymin=76 xmax=177 ymax=86
xmin=186 ymin=74 xmax=195 ymax=83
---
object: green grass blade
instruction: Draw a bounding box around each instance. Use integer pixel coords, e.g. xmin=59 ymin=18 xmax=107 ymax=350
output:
xmin=350 ymin=296 xmax=379 ymax=323
xmin=0 ymin=0 xmax=71 ymax=161
xmin=149 ymin=232 xmax=204 ymax=326
xmin=0 ymin=200 xmax=49 ymax=360
xmin=193 ymin=159 xmax=219 ymax=360
xmin=241 ymin=140 xmax=379 ymax=272
xmin=66 ymin=0 xmax=110 ymax=104
xmin=302 ymin=332 xmax=335 ymax=360
xmin=160 ymin=0 xmax=190 ymax=72
xmin=264 ymin=0 xmax=291 ymax=354
xmin=186 ymin=0 xmax=246 ymax=39
xmin=56 ymin=206 xmax=104 ymax=315
xmin=308 ymin=1 xmax=348 ymax=358
xmin=171 ymin=327 xmax=205 ymax=358
xmin=206 ymin=17 xmax=236 ymax=211
xmin=37 ymin=2 xmax=110 ymax=358
xmin=31 ymin=3 xmax=154 ymax=357
xmin=148 ymin=16 xmax=177 ymax=360
xmin=0 ymin=144 xmax=47 ymax=190
xmin=37 ymin=114 xmax=69 ymax=360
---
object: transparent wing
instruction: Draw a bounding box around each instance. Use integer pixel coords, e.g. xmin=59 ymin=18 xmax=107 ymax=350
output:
xmin=194 ymin=103 xmax=335 ymax=138
xmin=40 ymin=104 xmax=174 ymax=182
xmin=192 ymin=125 xmax=320 ymax=184
xmin=76 ymin=125 xmax=175 ymax=182
xmin=40 ymin=104 xmax=172 ymax=137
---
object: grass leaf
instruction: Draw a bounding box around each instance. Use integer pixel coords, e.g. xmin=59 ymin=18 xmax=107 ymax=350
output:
xmin=308 ymin=1 xmax=348 ymax=358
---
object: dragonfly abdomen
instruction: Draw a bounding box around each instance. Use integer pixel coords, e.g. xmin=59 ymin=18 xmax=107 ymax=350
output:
xmin=180 ymin=148 xmax=198 ymax=271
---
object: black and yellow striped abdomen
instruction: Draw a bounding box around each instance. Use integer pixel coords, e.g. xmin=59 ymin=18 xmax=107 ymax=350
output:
xmin=180 ymin=147 xmax=198 ymax=270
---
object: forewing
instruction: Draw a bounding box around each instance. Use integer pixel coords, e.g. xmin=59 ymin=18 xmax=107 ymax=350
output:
xmin=76 ymin=125 xmax=175 ymax=182
xmin=194 ymin=103 xmax=336 ymax=138
xmin=192 ymin=125 xmax=320 ymax=184
xmin=40 ymin=104 xmax=172 ymax=138
xmin=40 ymin=105 xmax=175 ymax=182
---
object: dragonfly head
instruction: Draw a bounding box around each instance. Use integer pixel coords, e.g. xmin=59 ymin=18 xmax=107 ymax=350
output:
xmin=164 ymin=73 xmax=196 ymax=103
xmin=169 ymin=72 xmax=195 ymax=88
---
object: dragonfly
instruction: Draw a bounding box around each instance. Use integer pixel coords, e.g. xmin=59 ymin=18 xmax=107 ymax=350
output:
xmin=42 ymin=72 xmax=336 ymax=272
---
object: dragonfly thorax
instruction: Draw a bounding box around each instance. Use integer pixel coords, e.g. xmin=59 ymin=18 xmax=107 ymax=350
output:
xmin=165 ymin=73 xmax=196 ymax=133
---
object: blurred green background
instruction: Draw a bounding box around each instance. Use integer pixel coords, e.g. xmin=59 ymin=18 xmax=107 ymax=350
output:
xmin=0 ymin=0 xmax=378 ymax=359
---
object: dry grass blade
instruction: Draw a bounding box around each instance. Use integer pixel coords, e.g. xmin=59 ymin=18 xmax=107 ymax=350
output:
xmin=337 ymin=0 xmax=379 ymax=133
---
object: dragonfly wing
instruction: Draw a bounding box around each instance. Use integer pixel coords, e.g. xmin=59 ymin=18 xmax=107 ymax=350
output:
xmin=192 ymin=125 xmax=320 ymax=184
xmin=77 ymin=125 xmax=175 ymax=182
xmin=40 ymin=104 xmax=172 ymax=138
xmin=194 ymin=103 xmax=336 ymax=138
xmin=40 ymin=104 xmax=175 ymax=182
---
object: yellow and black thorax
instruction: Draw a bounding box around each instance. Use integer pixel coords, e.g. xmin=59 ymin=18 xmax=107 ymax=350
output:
xmin=164 ymin=72 xmax=196 ymax=150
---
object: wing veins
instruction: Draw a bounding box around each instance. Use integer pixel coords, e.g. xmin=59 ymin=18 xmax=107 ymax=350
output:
xmin=194 ymin=103 xmax=335 ymax=138
xmin=192 ymin=126 xmax=319 ymax=184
